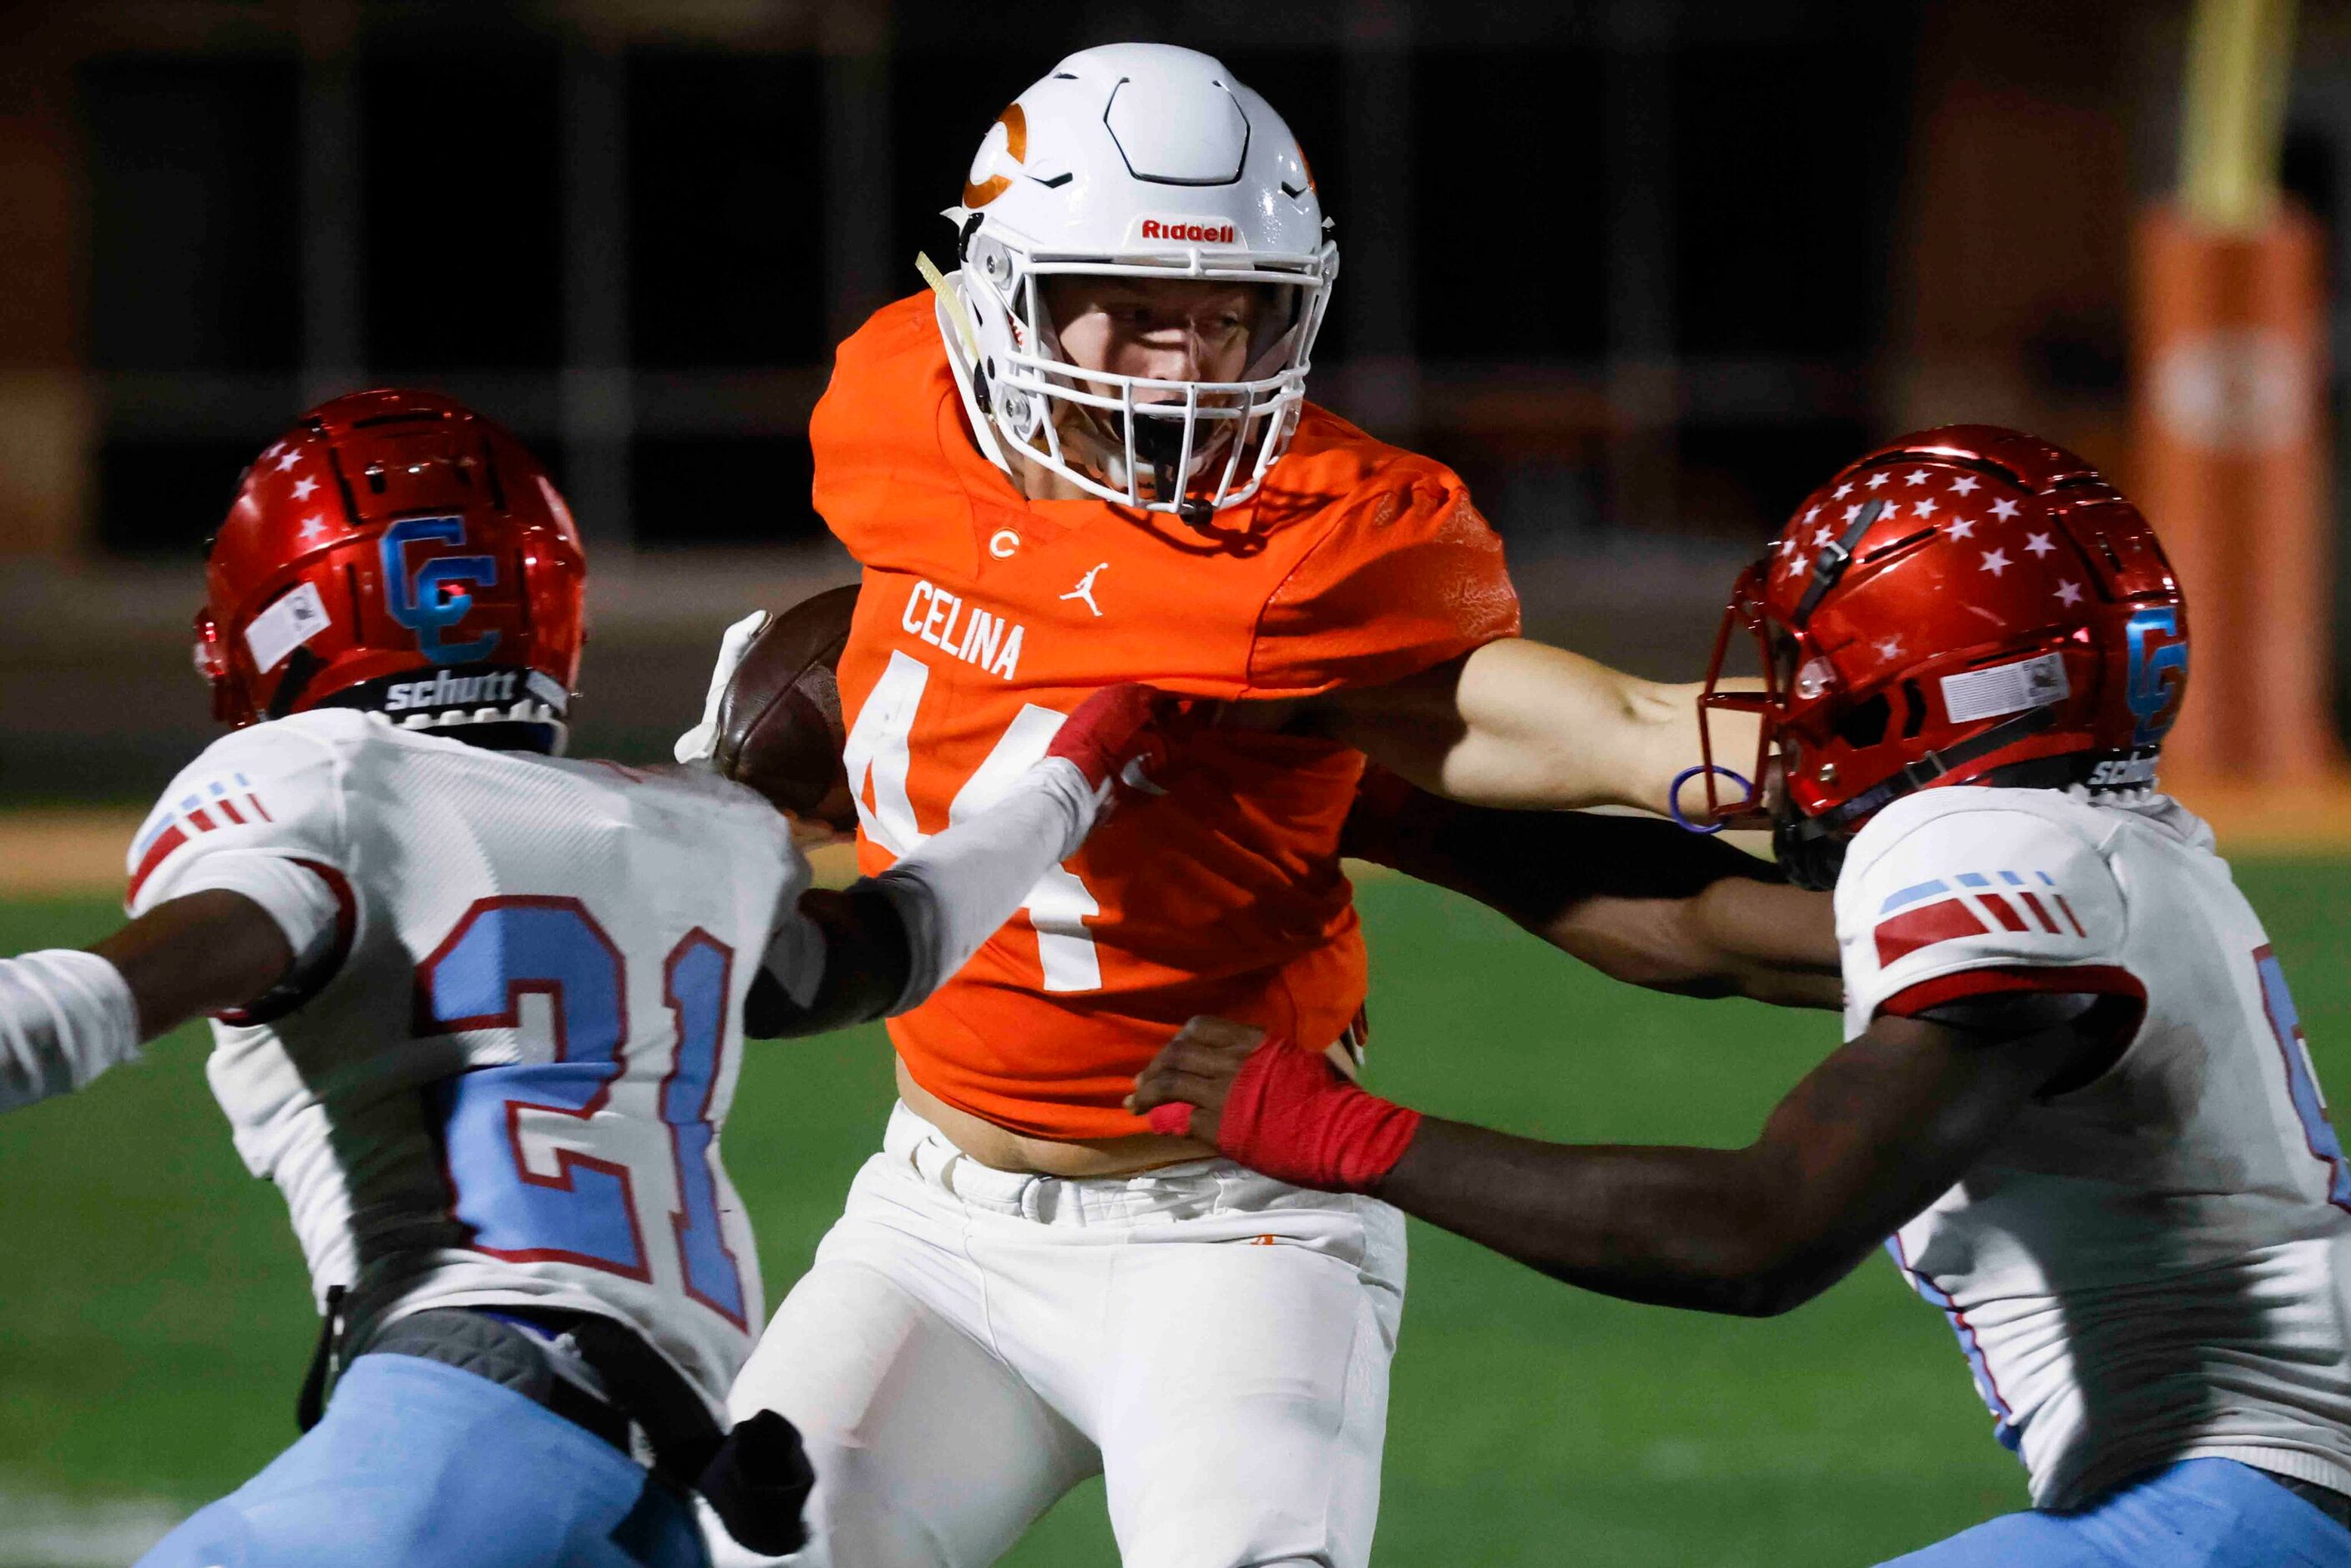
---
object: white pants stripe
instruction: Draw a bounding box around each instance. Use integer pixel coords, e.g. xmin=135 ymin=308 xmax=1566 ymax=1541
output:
xmin=718 ymin=1103 xmax=1408 ymax=1568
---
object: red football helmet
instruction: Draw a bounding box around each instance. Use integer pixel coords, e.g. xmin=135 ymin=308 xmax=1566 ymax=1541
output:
xmin=195 ymin=388 xmax=587 ymax=753
xmin=1696 ymin=425 xmax=2188 ymax=888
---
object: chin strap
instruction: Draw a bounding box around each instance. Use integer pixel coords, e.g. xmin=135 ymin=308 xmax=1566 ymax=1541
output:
xmin=1782 ymin=703 xmax=2062 ymax=852
xmin=917 ymin=251 xmax=983 ymax=367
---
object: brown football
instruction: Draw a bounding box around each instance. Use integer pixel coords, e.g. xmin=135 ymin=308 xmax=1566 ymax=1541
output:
xmin=710 ymin=584 xmax=860 ymax=829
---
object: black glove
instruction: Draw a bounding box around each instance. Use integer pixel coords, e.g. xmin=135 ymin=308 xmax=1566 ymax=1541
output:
xmin=697 ymin=1409 xmax=816 ymax=1557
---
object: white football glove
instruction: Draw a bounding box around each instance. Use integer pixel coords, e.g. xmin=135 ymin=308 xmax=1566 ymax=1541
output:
xmin=674 ymin=609 xmax=774 ymax=765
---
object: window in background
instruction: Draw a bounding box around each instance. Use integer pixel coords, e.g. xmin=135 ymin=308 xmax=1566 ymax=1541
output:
xmin=83 ymin=56 xmax=302 ymax=375
xmin=627 ymin=50 xmax=827 ymax=368
xmin=1660 ymin=16 xmax=1914 ymax=543
xmin=361 ymin=50 xmax=563 ymax=372
xmin=1668 ymin=28 xmax=1911 ymax=362
xmin=629 ymin=432 xmax=818 ymax=549
xmin=889 ymin=43 xmax=1061 ymax=289
xmin=1675 ymin=421 xmax=1874 ymax=539
xmin=94 ymin=437 xmax=268 ymax=559
xmin=83 ymin=55 xmax=301 ymax=553
xmin=1410 ymin=47 xmax=1608 ymax=362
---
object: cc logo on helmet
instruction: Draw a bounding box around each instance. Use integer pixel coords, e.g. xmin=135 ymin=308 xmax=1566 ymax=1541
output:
xmin=2124 ymin=607 xmax=2189 ymax=747
xmin=963 ymin=103 xmax=1028 ymax=209
xmin=382 ymin=515 xmax=500 ymax=665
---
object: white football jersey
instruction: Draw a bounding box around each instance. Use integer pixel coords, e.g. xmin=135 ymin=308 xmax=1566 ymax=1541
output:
xmin=1837 ymin=787 xmax=2351 ymax=1508
xmin=127 ymin=709 xmax=808 ymax=1409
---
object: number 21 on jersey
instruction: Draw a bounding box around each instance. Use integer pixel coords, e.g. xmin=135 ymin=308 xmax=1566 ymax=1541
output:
xmin=420 ymin=897 xmax=751 ymax=1328
xmin=842 ymin=649 xmax=1102 ymax=992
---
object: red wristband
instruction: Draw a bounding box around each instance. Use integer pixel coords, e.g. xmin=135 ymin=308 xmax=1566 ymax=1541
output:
xmin=1201 ymin=1039 xmax=1422 ymax=1194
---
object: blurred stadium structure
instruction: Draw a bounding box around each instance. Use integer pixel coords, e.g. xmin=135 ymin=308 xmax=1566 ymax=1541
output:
xmin=3 ymin=0 xmax=2350 ymax=809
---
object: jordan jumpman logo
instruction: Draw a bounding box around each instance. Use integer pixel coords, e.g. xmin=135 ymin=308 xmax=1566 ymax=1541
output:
xmin=1062 ymin=562 xmax=1109 ymax=617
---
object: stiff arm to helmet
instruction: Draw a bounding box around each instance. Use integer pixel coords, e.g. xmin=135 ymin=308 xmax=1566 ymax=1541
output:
xmin=1696 ymin=424 xmax=2190 ymax=888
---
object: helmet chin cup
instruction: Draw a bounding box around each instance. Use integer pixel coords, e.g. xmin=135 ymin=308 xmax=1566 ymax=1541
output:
xmin=1128 ymin=405 xmax=1199 ymax=475
xmin=1772 ymin=807 xmax=1848 ymax=893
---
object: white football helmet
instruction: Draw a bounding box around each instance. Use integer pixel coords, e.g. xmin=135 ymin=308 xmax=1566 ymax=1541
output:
xmin=931 ymin=43 xmax=1337 ymax=517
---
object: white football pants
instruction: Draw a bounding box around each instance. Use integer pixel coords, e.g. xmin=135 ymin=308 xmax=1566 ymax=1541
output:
xmin=716 ymin=1101 xmax=1408 ymax=1568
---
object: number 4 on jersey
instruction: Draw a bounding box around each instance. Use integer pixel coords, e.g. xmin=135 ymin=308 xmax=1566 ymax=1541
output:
xmin=842 ymin=650 xmax=1102 ymax=992
xmin=2255 ymin=946 xmax=2351 ymax=1215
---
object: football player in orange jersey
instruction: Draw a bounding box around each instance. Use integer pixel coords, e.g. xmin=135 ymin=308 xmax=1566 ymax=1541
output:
xmin=684 ymin=42 xmax=1802 ymax=1568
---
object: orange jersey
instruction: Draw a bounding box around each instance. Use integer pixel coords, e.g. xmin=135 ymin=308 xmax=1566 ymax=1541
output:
xmin=817 ymin=294 xmax=1520 ymax=1139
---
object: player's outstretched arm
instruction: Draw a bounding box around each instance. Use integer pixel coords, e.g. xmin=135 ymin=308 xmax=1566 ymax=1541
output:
xmin=1130 ymin=993 xmax=2126 ymax=1317
xmin=745 ymin=683 xmax=1175 ymax=1039
xmin=1342 ymin=768 xmax=1840 ymax=1009
xmin=0 ymin=892 xmax=295 ymax=1112
xmin=1296 ymin=638 xmax=1749 ymax=818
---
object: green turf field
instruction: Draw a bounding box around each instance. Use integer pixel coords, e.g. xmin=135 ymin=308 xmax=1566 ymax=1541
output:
xmin=2 ymin=861 xmax=2346 ymax=1565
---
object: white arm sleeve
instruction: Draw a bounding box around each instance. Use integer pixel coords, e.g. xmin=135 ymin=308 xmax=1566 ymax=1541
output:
xmin=867 ymin=756 xmax=1099 ymax=1014
xmin=0 ymin=950 xmax=141 ymax=1112
xmin=761 ymin=896 xmax=828 ymax=1012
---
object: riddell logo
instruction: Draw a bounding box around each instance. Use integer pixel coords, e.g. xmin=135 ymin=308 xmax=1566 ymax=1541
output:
xmin=1140 ymin=218 xmax=1236 ymax=244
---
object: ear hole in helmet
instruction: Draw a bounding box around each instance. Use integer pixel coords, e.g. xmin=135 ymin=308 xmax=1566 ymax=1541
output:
xmin=1900 ymin=679 xmax=1929 ymax=740
xmin=1832 ymin=692 xmax=1892 ymax=748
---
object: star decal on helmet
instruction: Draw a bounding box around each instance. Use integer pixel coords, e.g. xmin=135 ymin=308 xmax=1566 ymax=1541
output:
xmin=1699 ymin=424 xmax=2188 ymax=888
